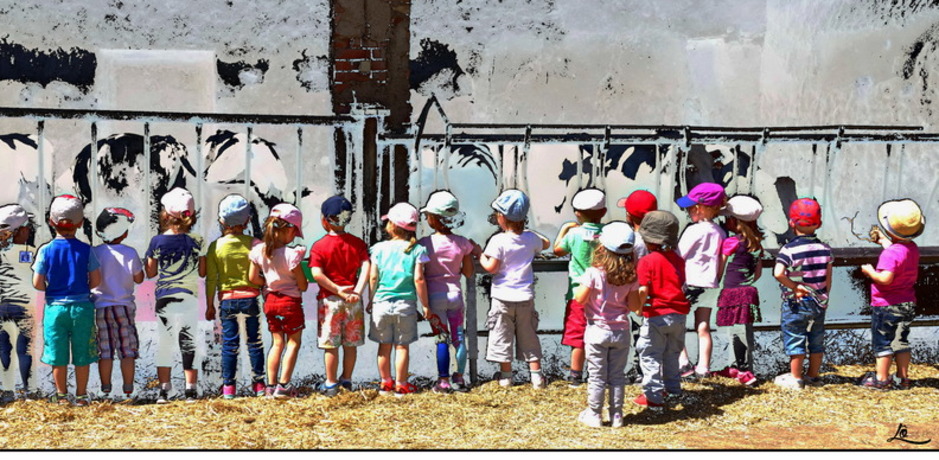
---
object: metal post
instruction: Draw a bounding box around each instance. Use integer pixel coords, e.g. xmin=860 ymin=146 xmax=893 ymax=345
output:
xmin=144 ymin=123 xmax=152 ymax=240
xmin=295 ymin=126 xmax=303 ymax=206
xmin=466 ymin=272 xmax=478 ymax=385
xmin=245 ymin=126 xmax=253 ymax=201
xmin=37 ymin=120 xmax=47 ymax=241
xmin=90 ymin=122 xmax=98 ymax=245
xmin=195 ymin=123 xmax=204 ymax=238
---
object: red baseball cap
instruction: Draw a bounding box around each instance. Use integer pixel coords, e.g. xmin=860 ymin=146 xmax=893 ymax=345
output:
xmin=789 ymin=198 xmax=822 ymax=227
xmin=617 ymin=190 xmax=658 ymax=220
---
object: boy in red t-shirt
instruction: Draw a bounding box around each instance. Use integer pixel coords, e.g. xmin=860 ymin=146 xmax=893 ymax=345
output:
xmin=309 ymin=196 xmax=371 ymax=396
xmin=633 ymin=210 xmax=690 ymax=410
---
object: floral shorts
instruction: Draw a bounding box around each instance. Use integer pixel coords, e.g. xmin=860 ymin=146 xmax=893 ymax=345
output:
xmin=318 ymin=296 xmax=365 ymax=348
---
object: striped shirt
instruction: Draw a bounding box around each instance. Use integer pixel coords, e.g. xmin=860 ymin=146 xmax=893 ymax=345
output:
xmin=775 ymin=235 xmax=833 ymax=304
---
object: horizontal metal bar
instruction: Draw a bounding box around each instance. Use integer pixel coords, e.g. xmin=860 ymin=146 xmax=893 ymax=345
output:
xmin=0 ymin=106 xmax=355 ymax=126
xmin=448 ymin=123 xmax=924 ymax=132
xmin=380 ymin=132 xmax=939 ymax=145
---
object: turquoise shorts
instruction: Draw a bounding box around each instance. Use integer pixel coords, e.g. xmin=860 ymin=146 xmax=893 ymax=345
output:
xmin=42 ymin=301 xmax=99 ymax=366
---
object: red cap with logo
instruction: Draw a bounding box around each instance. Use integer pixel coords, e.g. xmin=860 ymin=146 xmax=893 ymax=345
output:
xmin=617 ymin=190 xmax=658 ymax=220
xmin=788 ymin=198 xmax=822 ymax=227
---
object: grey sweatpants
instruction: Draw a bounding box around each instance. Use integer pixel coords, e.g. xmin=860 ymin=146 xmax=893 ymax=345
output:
xmin=584 ymin=324 xmax=630 ymax=416
xmin=727 ymin=323 xmax=755 ymax=371
xmin=638 ymin=313 xmax=686 ymax=405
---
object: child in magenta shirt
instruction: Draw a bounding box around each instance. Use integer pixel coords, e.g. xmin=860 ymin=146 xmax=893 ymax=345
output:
xmin=418 ymin=190 xmax=481 ymax=393
xmin=860 ymin=199 xmax=924 ymax=390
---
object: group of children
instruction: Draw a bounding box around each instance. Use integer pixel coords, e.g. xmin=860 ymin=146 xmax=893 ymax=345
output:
xmin=0 ymin=181 xmax=925 ymax=417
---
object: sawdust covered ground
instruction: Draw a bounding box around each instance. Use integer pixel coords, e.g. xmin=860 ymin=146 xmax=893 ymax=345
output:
xmin=1 ymin=364 xmax=937 ymax=450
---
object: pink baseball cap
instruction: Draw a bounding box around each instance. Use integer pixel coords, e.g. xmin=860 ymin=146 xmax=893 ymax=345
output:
xmin=381 ymin=202 xmax=419 ymax=232
xmin=161 ymin=188 xmax=195 ymax=218
xmin=269 ymin=203 xmax=304 ymax=238
xmin=676 ymin=182 xmax=726 ymax=208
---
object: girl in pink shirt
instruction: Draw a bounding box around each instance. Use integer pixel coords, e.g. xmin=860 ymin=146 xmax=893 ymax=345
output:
xmin=573 ymin=222 xmax=640 ymax=428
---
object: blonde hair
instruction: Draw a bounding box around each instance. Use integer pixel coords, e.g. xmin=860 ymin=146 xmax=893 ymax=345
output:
xmin=160 ymin=209 xmax=197 ymax=233
xmin=387 ymin=221 xmax=418 ymax=254
xmin=262 ymin=216 xmax=292 ymax=259
xmin=736 ymin=219 xmax=764 ymax=253
xmin=591 ymin=245 xmax=636 ymax=286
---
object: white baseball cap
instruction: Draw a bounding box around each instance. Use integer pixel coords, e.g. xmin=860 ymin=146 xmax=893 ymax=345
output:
xmin=572 ymin=188 xmax=606 ymax=211
xmin=599 ymin=221 xmax=635 ymax=254
xmin=49 ymin=195 xmax=84 ymax=228
xmin=0 ymin=204 xmax=29 ymax=231
xmin=721 ymin=196 xmax=763 ymax=222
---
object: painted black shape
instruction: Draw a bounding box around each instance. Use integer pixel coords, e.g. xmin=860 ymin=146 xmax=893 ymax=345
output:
xmin=95 ymin=209 xmax=119 ymax=235
xmin=292 ymin=50 xmax=328 ymax=92
xmin=452 ymin=144 xmax=498 ymax=184
xmin=773 ymin=176 xmax=799 ymax=246
xmin=617 ymin=145 xmax=657 ymax=180
xmin=410 ymin=39 xmax=464 ymax=93
xmin=0 ymin=39 xmax=96 ymax=91
xmin=0 ymin=133 xmax=37 ymax=150
xmin=216 ymin=58 xmax=269 ymax=89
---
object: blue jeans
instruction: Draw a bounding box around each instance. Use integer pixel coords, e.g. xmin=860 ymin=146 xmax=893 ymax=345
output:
xmin=871 ymin=302 xmax=915 ymax=357
xmin=781 ymin=297 xmax=826 ymax=356
xmin=219 ymin=298 xmax=265 ymax=386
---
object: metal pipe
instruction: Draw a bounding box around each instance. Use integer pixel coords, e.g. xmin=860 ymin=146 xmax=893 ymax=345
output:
xmin=37 ymin=120 xmax=47 ymax=241
xmin=195 ymin=123 xmax=205 ymax=239
xmin=144 ymin=123 xmax=152 ymax=241
xmin=466 ymin=272 xmax=478 ymax=385
xmin=0 ymin=106 xmax=353 ymax=125
xmin=90 ymin=121 xmax=98 ymax=245
xmin=295 ymin=125 xmax=303 ymax=206
xmin=245 ymin=126 xmax=253 ymax=202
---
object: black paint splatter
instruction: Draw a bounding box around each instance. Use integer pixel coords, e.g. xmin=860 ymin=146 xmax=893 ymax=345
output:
xmin=292 ymin=50 xmax=329 ymax=92
xmin=773 ymin=176 xmax=799 ymax=246
xmin=216 ymin=58 xmax=269 ymax=89
xmin=410 ymin=39 xmax=464 ymax=95
xmin=0 ymin=133 xmax=37 ymax=150
xmin=0 ymin=39 xmax=96 ymax=91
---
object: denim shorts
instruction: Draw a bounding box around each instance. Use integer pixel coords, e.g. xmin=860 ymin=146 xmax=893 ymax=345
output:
xmin=780 ymin=297 xmax=826 ymax=356
xmin=871 ymin=302 xmax=915 ymax=357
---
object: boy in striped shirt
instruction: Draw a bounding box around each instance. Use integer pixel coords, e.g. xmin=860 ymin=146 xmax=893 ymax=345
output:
xmin=772 ymin=198 xmax=833 ymax=390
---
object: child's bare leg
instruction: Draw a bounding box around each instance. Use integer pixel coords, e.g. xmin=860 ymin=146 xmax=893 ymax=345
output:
xmin=267 ymin=333 xmax=285 ymax=386
xmin=875 ymin=355 xmax=892 ymax=381
xmin=394 ymin=345 xmax=409 ymax=383
xmin=279 ymin=331 xmax=302 ymax=384
xmin=75 ymin=365 xmax=90 ymax=396
xmin=377 ymin=344 xmax=393 ymax=382
xmin=806 ymin=352 xmax=822 ymax=379
xmin=184 ymin=369 xmax=197 ymax=386
xmin=98 ymin=358 xmax=113 ymax=390
xmin=695 ymin=307 xmax=712 ymax=372
xmin=895 ymin=351 xmax=911 ymax=379
xmin=120 ymin=358 xmax=135 ymax=388
xmin=529 ymin=360 xmax=541 ymax=372
xmin=341 ymin=345 xmax=357 ymax=381
xmin=52 ymin=365 xmax=68 ymax=394
xmin=157 ymin=366 xmax=171 ymax=385
xmin=500 ymin=362 xmax=512 ymax=373
xmin=570 ymin=347 xmax=585 ymax=373
xmin=678 ymin=347 xmax=691 ymax=368
xmin=789 ymin=354 xmax=805 ymax=380
xmin=324 ymin=348 xmax=339 ymax=384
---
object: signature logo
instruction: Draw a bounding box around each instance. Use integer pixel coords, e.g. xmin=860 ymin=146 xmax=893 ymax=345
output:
xmin=887 ymin=424 xmax=931 ymax=445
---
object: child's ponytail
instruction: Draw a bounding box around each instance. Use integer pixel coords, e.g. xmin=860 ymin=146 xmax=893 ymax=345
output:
xmin=405 ymin=232 xmax=418 ymax=254
xmin=262 ymin=216 xmax=285 ymax=259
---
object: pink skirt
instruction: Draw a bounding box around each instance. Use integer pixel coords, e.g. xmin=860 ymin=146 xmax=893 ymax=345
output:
xmin=716 ymin=286 xmax=761 ymax=326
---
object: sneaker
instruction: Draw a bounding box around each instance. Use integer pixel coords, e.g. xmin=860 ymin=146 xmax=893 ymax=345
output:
xmin=803 ymin=375 xmax=823 ymax=387
xmin=379 ymin=380 xmax=395 ymax=396
xmin=736 ymin=371 xmax=758 ymax=386
xmin=531 ymin=373 xmax=546 ymax=389
xmin=860 ymin=373 xmax=892 ymax=390
xmin=394 ymin=382 xmax=419 ymax=397
xmin=339 ymin=380 xmax=354 ymax=391
xmin=625 ymin=371 xmax=644 ymax=385
xmin=678 ymin=363 xmax=695 ymax=378
xmin=252 ymin=381 xmax=267 ymax=397
xmin=73 ymin=394 xmax=91 ymax=407
xmin=1 ymin=390 xmax=15 ymax=404
xmin=567 ymin=371 xmax=584 ymax=388
xmin=222 ymin=384 xmax=236 ymax=400
xmin=892 ymin=374 xmax=911 ymax=390
xmin=577 ymin=409 xmax=602 ymax=428
xmin=610 ymin=412 xmax=624 ymax=428
xmin=713 ymin=367 xmax=740 ymax=379
xmin=432 ymin=379 xmax=452 ymax=394
xmin=264 ymin=385 xmax=276 ymax=397
xmin=184 ymin=389 xmax=198 ymax=402
xmin=632 ymin=393 xmax=665 ymax=410
xmin=495 ymin=371 xmax=513 ymax=388
xmin=773 ymin=373 xmax=804 ymax=390
xmin=451 ymin=373 xmax=469 ymax=392
xmin=273 ymin=384 xmax=296 ymax=399
xmin=156 ymin=389 xmax=170 ymax=404
xmin=49 ymin=393 xmax=70 ymax=406
xmin=319 ymin=382 xmax=340 ymax=397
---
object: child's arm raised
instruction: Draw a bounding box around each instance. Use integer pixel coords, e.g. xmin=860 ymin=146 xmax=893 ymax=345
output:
xmin=479 ymin=253 xmax=500 ymax=274
xmin=553 ymin=221 xmax=578 ymax=256
xmin=861 ymin=263 xmax=894 ymax=285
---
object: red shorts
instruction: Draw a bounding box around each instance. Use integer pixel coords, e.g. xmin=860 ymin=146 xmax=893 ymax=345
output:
xmin=561 ymin=298 xmax=586 ymax=349
xmin=264 ymin=292 xmax=305 ymax=334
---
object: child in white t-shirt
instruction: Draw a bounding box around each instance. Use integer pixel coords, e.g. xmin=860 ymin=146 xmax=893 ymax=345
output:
xmin=480 ymin=190 xmax=550 ymax=388
xmin=91 ymin=208 xmax=144 ymax=400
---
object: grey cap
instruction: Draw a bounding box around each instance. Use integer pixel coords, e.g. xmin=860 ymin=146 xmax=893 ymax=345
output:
xmin=638 ymin=210 xmax=680 ymax=247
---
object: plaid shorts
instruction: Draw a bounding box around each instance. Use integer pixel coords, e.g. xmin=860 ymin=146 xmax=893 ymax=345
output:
xmin=95 ymin=305 xmax=140 ymax=360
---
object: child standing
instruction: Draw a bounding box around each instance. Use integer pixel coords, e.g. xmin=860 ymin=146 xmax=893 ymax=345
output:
xmin=205 ymin=194 xmax=266 ymax=399
xmin=0 ymin=204 xmax=36 ymax=401
xmin=31 ymin=195 xmax=101 ymax=406
xmin=574 ymin=222 xmax=640 ymax=428
xmin=248 ymin=204 xmax=308 ymax=399
xmin=309 ymin=195 xmax=370 ymax=396
xmin=368 ymin=202 xmax=430 ymax=396
xmin=773 ymin=198 xmax=833 ymax=390
xmin=553 ymin=188 xmax=606 ymax=387
xmin=91 ymin=207 xmax=144 ymax=400
xmin=418 ymin=190 xmax=481 ymax=393
xmin=859 ymin=199 xmax=924 ymax=390
xmin=676 ymin=182 xmax=727 ymax=379
xmin=713 ymin=196 xmax=764 ymax=386
xmin=145 ymin=187 xmax=206 ymax=403
xmin=617 ymin=190 xmax=658 ymax=384
xmin=480 ymin=190 xmax=551 ymax=389
xmin=633 ymin=210 xmax=689 ymax=410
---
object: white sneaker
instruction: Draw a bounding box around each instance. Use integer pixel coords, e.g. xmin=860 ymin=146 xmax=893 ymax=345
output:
xmin=578 ymin=409 xmax=602 ymax=428
xmin=496 ymin=371 xmax=513 ymax=387
xmin=610 ymin=412 xmax=624 ymax=428
xmin=531 ymin=373 xmax=545 ymax=389
xmin=774 ymin=373 xmax=804 ymax=390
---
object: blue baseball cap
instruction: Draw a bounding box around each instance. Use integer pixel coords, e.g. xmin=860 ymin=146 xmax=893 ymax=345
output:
xmin=218 ymin=194 xmax=251 ymax=227
xmin=491 ymin=189 xmax=530 ymax=222
xmin=322 ymin=195 xmax=353 ymax=226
